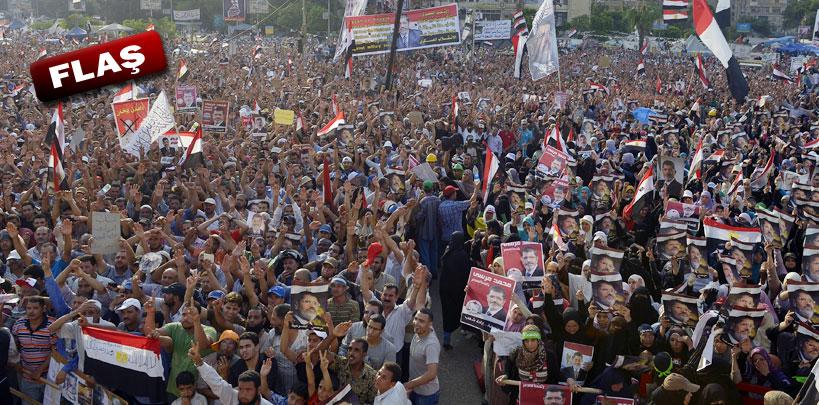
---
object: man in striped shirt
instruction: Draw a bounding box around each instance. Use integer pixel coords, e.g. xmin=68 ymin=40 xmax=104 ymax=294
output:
xmin=11 ymin=296 xmax=57 ymax=404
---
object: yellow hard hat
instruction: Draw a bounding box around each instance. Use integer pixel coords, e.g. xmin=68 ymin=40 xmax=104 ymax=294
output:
xmin=426 ymin=153 xmax=438 ymax=163
xmin=708 ymin=109 xmax=717 ymax=117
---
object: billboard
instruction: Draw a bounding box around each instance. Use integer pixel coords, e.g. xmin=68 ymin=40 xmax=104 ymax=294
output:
xmin=474 ymin=20 xmax=511 ymax=41
xmin=345 ymin=3 xmax=461 ymax=56
xmin=140 ymin=0 xmax=161 ymax=11
xmin=224 ymin=0 xmax=246 ymax=22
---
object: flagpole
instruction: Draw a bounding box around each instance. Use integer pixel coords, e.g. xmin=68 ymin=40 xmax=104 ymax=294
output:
xmin=557 ymin=60 xmax=563 ymax=91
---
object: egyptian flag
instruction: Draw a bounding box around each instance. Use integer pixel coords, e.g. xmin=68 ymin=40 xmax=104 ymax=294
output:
xmin=37 ymin=48 xmax=47 ymax=60
xmin=622 ymin=139 xmax=646 ymax=155
xmin=296 ymin=111 xmax=305 ymax=133
xmin=512 ymin=32 xmax=528 ymax=79
xmin=47 ymin=103 xmax=68 ymax=192
xmin=623 ymin=165 xmax=655 ymax=225
xmin=690 ymin=97 xmax=701 ymax=116
xmin=727 ymin=171 xmax=744 ymax=195
xmin=749 ymin=152 xmax=775 ymax=190
xmin=689 ymin=138 xmax=705 ymax=182
xmin=253 ymin=100 xmax=260 ymax=114
xmin=655 ymin=75 xmax=663 ymax=94
xmin=177 ymin=59 xmax=189 ymax=81
xmin=640 ymin=38 xmax=649 ymax=55
xmin=253 ymin=44 xmax=262 ymax=59
xmin=513 ymin=10 xmax=529 ymax=36
xmin=146 ymin=23 xmax=155 ymax=31
xmin=663 ymin=0 xmax=689 ymax=22
xmin=344 ymin=45 xmax=353 ymax=79
xmin=113 ymin=82 xmax=136 ymax=103
xmin=637 ymin=59 xmax=646 ymax=76
xmin=589 ymin=81 xmax=609 ymax=94
xmin=180 ymin=124 xmax=205 ymax=169
xmin=408 ymin=154 xmax=420 ymax=171
xmin=550 ymin=222 xmax=568 ymax=251
xmin=483 ymin=146 xmax=500 ymax=204
xmin=58 ymin=37 xmax=65 ymax=46
xmin=9 ymin=83 xmax=25 ymax=98
xmin=451 ymin=96 xmax=459 ymax=127
xmin=544 ymin=124 xmax=570 ymax=157
xmin=322 ymin=156 xmax=334 ymax=206
xmin=705 ymin=149 xmax=724 ymax=163
xmin=332 ymin=94 xmax=339 ymax=115
xmin=80 ymin=326 xmax=166 ymax=402
xmin=772 ymin=66 xmax=794 ymax=83
xmin=703 ymin=217 xmax=760 ymax=245
xmin=714 ymin=0 xmax=730 ymax=30
xmin=696 ymin=54 xmax=710 ymax=88
xmin=318 ymin=111 xmax=345 ymax=136
xmin=567 ymin=125 xmax=575 ymax=143
xmin=806 ymin=137 xmax=819 ymax=149
xmin=693 ymin=0 xmax=749 ymax=102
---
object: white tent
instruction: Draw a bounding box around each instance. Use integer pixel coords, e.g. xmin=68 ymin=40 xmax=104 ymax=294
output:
xmin=685 ymin=35 xmax=712 ymax=56
xmin=96 ymin=23 xmax=134 ymax=33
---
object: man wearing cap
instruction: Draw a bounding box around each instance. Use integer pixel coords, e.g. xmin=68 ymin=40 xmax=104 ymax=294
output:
xmin=115 ymin=297 xmax=144 ymax=334
xmin=649 ymin=372 xmax=700 ymax=403
xmin=437 ymin=184 xmax=479 ymax=269
xmin=48 ymin=299 xmax=115 ymax=377
xmin=326 ymin=277 xmax=360 ymax=325
xmin=198 ymin=329 xmax=241 ymax=399
xmin=415 ymin=180 xmax=441 ymax=277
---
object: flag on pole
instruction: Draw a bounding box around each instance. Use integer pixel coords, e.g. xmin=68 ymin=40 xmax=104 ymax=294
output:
xmin=47 ymin=103 xmax=68 ymax=192
xmin=527 ymin=0 xmax=560 ymax=81
xmin=332 ymin=94 xmax=339 ymax=115
xmin=512 ymin=32 xmax=528 ymax=79
xmin=690 ymin=98 xmax=701 ymax=116
xmin=655 ymin=75 xmax=663 ymax=94
xmin=706 ymin=149 xmax=725 ymax=163
xmin=772 ymin=66 xmax=794 ymax=83
xmin=550 ymin=222 xmax=568 ymax=251
xmin=567 ymin=125 xmax=575 ymax=143
xmin=663 ymin=0 xmax=689 ymax=22
xmin=640 ymin=38 xmax=649 ymax=55
xmin=451 ymin=96 xmax=459 ymax=127
xmin=296 ymin=112 xmax=305 ymax=133
xmin=750 ymin=152 xmax=775 ymax=190
xmin=512 ymin=10 xmax=529 ymax=36
xmin=146 ymin=23 xmax=155 ymax=31
xmin=37 ymin=48 xmax=47 ymax=60
xmin=180 ymin=124 xmax=205 ymax=169
xmin=727 ymin=171 xmax=744 ymax=196
xmin=482 ymin=147 xmax=500 ymax=204
xmin=693 ymin=0 xmax=749 ymax=102
xmin=637 ymin=59 xmax=646 ymax=75
xmin=135 ymin=90 xmax=176 ymax=144
xmin=344 ymin=43 xmax=353 ymax=79
xmin=80 ymin=326 xmax=166 ymax=402
xmin=703 ymin=217 xmax=761 ymax=244
xmin=318 ymin=111 xmax=345 ymax=136
xmin=689 ymin=138 xmax=704 ymax=182
xmin=177 ymin=59 xmax=189 ymax=81
xmin=714 ymin=0 xmax=731 ymax=30
xmin=544 ymin=124 xmax=569 ymax=156
xmin=696 ymin=54 xmax=710 ymax=88
xmin=623 ymin=165 xmax=655 ymax=225
xmin=253 ymin=44 xmax=262 ymax=59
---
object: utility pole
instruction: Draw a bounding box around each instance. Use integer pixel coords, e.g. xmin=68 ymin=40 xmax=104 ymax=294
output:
xmin=385 ymin=0 xmax=404 ymax=90
xmin=301 ymin=0 xmax=307 ymax=53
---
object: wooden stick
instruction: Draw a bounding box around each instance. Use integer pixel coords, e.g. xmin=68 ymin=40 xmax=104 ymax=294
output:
xmin=11 ymin=387 xmax=42 ymax=405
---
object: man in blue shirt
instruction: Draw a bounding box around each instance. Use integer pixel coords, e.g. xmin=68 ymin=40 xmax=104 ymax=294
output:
xmin=437 ymin=185 xmax=478 ymax=265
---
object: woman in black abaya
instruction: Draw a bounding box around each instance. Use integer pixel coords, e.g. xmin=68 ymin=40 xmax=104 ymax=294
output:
xmin=440 ymin=231 xmax=471 ymax=350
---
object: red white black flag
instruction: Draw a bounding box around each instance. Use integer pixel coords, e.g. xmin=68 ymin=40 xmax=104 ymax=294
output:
xmin=47 ymin=103 xmax=68 ymax=191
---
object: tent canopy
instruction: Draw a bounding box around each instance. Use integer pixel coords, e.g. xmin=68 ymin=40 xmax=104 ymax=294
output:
xmin=685 ymin=35 xmax=712 ymax=56
xmin=96 ymin=23 xmax=134 ymax=33
xmin=66 ymin=26 xmax=87 ymax=38
xmin=7 ymin=20 xmax=24 ymax=30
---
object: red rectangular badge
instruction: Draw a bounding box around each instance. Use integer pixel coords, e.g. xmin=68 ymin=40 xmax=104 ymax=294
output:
xmin=30 ymin=31 xmax=167 ymax=102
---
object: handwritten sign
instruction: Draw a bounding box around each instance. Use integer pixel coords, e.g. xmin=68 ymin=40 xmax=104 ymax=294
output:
xmin=274 ymin=108 xmax=295 ymax=125
xmin=91 ymin=212 xmax=121 ymax=255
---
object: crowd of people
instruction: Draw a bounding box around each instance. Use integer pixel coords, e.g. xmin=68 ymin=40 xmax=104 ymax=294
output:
xmin=0 ymin=19 xmax=818 ymax=405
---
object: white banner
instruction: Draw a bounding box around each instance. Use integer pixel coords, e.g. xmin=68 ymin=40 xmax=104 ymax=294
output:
xmin=173 ymin=8 xmax=201 ymax=21
xmin=248 ymin=0 xmax=269 ymax=14
xmin=140 ymin=0 xmax=161 ymax=11
xmin=528 ymin=0 xmax=560 ymax=81
xmin=813 ymin=9 xmax=819 ymax=44
xmin=137 ymin=91 xmax=176 ymax=145
xmin=474 ymin=20 xmax=511 ymax=41
xmin=333 ymin=0 xmax=369 ymax=62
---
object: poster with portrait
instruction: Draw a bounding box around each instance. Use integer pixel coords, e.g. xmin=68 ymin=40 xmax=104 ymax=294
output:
xmin=202 ymin=99 xmax=230 ymax=133
xmin=519 ymin=382 xmax=572 ymax=405
xmin=537 ymin=145 xmax=569 ymax=178
xmin=223 ymin=0 xmax=246 ymax=22
xmin=724 ymin=238 xmax=756 ymax=281
xmin=757 ymin=207 xmax=785 ymax=248
xmin=775 ymin=207 xmax=795 ymax=240
xmin=656 ymin=156 xmax=685 ymax=198
xmin=112 ymin=98 xmax=151 ymax=156
xmin=686 ymin=236 xmax=710 ymax=277
xmin=661 ymin=292 xmax=700 ymax=327
xmin=560 ymin=342 xmax=593 ymax=386
xmin=664 ymin=200 xmax=700 ymax=233
xmin=725 ymin=306 xmax=766 ymax=344
xmin=805 ymin=224 xmax=819 ymax=249
xmin=461 ymin=267 xmax=517 ymax=333
xmin=796 ymin=323 xmax=819 ymax=363
xmin=590 ymin=272 xmax=625 ymax=311
xmin=555 ymin=208 xmax=579 ymax=239
xmin=174 ymin=85 xmax=198 ymax=112
xmin=250 ymin=115 xmax=268 ymax=137
xmin=506 ymin=184 xmax=528 ymax=213
xmin=593 ymin=211 xmax=616 ymax=236
xmin=501 ymin=241 xmax=545 ymax=290
xmin=656 ymin=231 xmax=686 ymax=261
xmin=786 ymin=281 xmax=819 ymax=324
xmin=541 ymin=178 xmax=569 ymax=208
xmin=589 ymin=246 xmax=624 ymax=275
xmin=590 ymin=175 xmax=616 ymax=202
xmin=288 ymin=281 xmax=329 ymax=331
xmin=727 ymin=284 xmax=761 ymax=309
xmin=384 ymin=168 xmax=407 ymax=197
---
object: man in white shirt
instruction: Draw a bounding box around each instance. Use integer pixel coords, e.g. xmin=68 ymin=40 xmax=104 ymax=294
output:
xmin=191 ymin=346 xmax=273 ymax=405
xmin=374 ymin=362 xmax=410 ymax=405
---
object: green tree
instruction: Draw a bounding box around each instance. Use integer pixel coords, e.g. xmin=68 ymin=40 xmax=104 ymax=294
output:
xmin=783 ymin=0 xmax=819 ymax=30
xmin=122 ymin=17 xmax=177 ymax=37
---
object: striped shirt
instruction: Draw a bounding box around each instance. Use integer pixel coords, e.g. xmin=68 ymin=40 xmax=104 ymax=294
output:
xmin=12 ymin=316 xmax=57 ymax=380
xmin=326 ymin=297 xmax=361 ymax=326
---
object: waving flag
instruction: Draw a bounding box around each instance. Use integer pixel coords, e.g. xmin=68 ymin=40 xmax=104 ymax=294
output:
xmin=253 ymin=44 xmax=262 ymax=59
xmin=332 ymin=94 xmax=339 ymax=115
xmin=772 ymin=66 xmax=794 ymax=83
xmin=113 ymin=81 xmax=136 ymax=103
xmin=513 ymin=10 xmax=529 ymax=36
xmin=550 ymin=222 xmax=567 ymax=251
xmin=663 ymin=0 xmax=689 ymax=22
xmin=690 ymin=98 xmax=701 ymax=116
xmin=637 ymin=59 xmax=646 ymax=76
xmin=180 ymin=124 xmax=204 ymax=169
xmin=624 ymin=165 xmax=655 ymax=225
xmin=296 ymin=111 xmax=305 ymax=133
xmin=37 ymin=48 xmax=47 ymax=60
xmin=544 ymin=124 xmax=569 ymax=157
xmin=81 ymin=326 xmax=166 ymax=402
xmin=47 ymin=103 xmax=68 ymax=192
xmin=696 ymin=54 xmax=710 ymax=88
xmin=451 ymin=96 xmax=459 ymax=127
xmin=640 ymin=38 xmax=649 ymax=55
xmin=749 ymin=152 xmax=775 ymax=190
xmin=689 ymin=137 xmax=704 ymax=182
xmin=656 ymin=75 xmax=663 ymax=94
xmin=727 ymin=171 xmax=744 ymax=195
xmin=589 ymin=81 xmax=609 ymax=94
xmin=693 ymin=0 xmax=749 ymax=101
xmin=177 ymin=59 xmax=189 ymax=81
xmin=706 ymin=149 xmax=725 ymax=162
xmin=527 ymin=0 xmax=560 ymax=81
xmin=482 ymin=147 xmax=500 ymax=204
xmin=322 ymin=155 xmax=334 ymax=207
xmin=344 ymin=42 xmax=354 ymax=79
xmin=146 ymin=23 xmax=155 ymax=31
xmin=318 ymin=111 xmax=345 ymax=136
xmin=703 ymin=217 xmax=761 ymax=244
xmin=714 ymin=0 xmax=730 ymax=30
xmin=512 ymin=32 xmax=528 ymax=79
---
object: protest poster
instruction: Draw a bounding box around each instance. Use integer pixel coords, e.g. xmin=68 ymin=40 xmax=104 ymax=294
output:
xmin=656 ymin=230 xmax=686 ymax=260
xmin=411 ymin=162 xmax=438 ymax=182
xmin=589 ymin=246 xmax=624 ymax=275
xmin=202 ymin=100 xmax=230 ymax=133
xmin=593 ymin=211 xmax=616 ymax=235
xmin=274 ymin=108 xmax=295 ymax=125
xmin=407 ymin=110 xmax=424 ymax=126
xmin=591 ymin=175 xmax=616 ymax=201
xmin=175 ymin=85 xmax=198 ymax=112
xmin=727 ymin=284 xmax=761 ymax=309
xmin=289 ymin=281 xmax=330 ymax=330
xmin=560 ymin=342 xmax=593 ymax=385
xmin=656 ymin=156 xmax=685 ymax=197
xmin=786 ymin=281 xmax=819 ymax=323
xmin=519 ymin=382 xmax=572 ymax=405
xmin=461 ymin=267 xmax=516 ymax=333
xmin=662 ymin=292 xmax=700 ymax=327
xmin=345 ymin=4 xmax=461 ymax=56
xmin=91 ymin=212 xmax=121 ymax=255
xmin=140 ymin=0 xmax=161 ymax=10
xmin=224 ymin=0 xmax=246 ymax=22
xmin=664 ymin=200 xmax=701 ymax=232
xmin=537 ymin=145 xmax=568 ymax=177
xmin=490 ymin=328 xmax=522 ymax=356
xmin=474 ymin=20 xmax=511 ymax=40
xmin=590 ymin=272 xmax=625 ymax=311
xmin=541 ymin=178 xmax=569 ymax=207
xmin=804 ymin=247 xmax=819 ymax=284
xmin=501 ymin=241 xmax=544 ymax=290
xmin=595 ymin=396 xmax=635 ymax=405
xmin=555 ymin=208 xmax=579 ymax=238
xmin=112 ymin=98 xmax=151 ymax=157
xmin=173 ymin=8 xmax=201 ymax=21
xmin=554 ymin=91 xmax=569 ymax=109
xmin=725 ymin=306 xmax=766 ymax=344
xmin=687 ymin=236 xmax=710 ymax=277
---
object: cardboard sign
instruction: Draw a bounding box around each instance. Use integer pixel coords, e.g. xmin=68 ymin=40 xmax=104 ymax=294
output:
xmin=91 ymin=212 xmax=122 ymax=255
xmin=407 ymin=111 xmax=424 ymax=126
xmin=274 ymin=108 xmax=295 ymax=125
xmin=461 ymin=268 xmax=516 ymax=333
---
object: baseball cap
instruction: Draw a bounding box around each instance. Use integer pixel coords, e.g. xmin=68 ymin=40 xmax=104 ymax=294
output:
xmin=308 ymin=329 xmax=328 ymax=339
xmin=384 ymin=141 xmax=393 ymax=148
xmin=365 ymin=242 xmax=384 ymax=267
xmin=662 ymin=373 xmax=700 ymax=393
xmin=342 ymin=156 xmax=353 ymax=164
xmin=330 ymin=277 xmax=347 ymax=287
xmin=116 ymin=298 xmax=142 ymax=312
xmin=682 ymin=190 xmax=693 ymax=199
xmin=423 ymin=180 xmax=434 ymax=192
xmin=267 ymin=285 xmax=287 ymax=298
xmin=319 ymin=224 xmax=333 ymax=234
xmin=6 ymin=250 xmax=21 ymax=261
xmin=210 ymin=329 xmax=241 ymax=351
xmin=452 ymin=163 xmax=464 ymax=171
xmin=207 ymin=290 xmax=226 ymax=301
xmin=323 ymin=257 xmax=338 ymax=269
xmin=204 ymin=198 xmax=217 ymax=205
xmin=443 ymin=185 xmax=458 ymax=197
xmin=161 ymin=283 xmax=186 ymax=298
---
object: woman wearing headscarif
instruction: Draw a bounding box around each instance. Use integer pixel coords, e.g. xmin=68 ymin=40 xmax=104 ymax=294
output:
xmin=439 ymin=231 xmax=470 ymax=351
xmin=578 ymin=366 xmax=635 ymax=405
xmin=733 ymin=346 xmax=793 ymax=395
xmin=494 ymin=324 xmax=558 ymax=402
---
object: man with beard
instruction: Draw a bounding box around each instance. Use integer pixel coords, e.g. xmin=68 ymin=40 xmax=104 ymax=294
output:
xmin=191 ymin=345 xmax=273 ymax=405
xmin=228 ymin=332 xmax=281 ymax=399
xmin=294 ymin=291 xmax=322 ymax=327
xmin=102 ymin=249 xmax=134 ymax=285
xmin=769 ymin=313 xmax=819 ymax=387
xmin=322 ymin=331 xmax=377 ymax=403
xmin=244 ymin=307 xmax=268 ymax=344
xmin=729 ymin=316 xmax=755 ymax=344
xmin=790 ymin=290 xmax=816 ymax=322
xmin=261 ymin=304 xmax=297 ymax=397
xmin=521 ymin=246 xmax=544 ymax=278
xmin=326 ymin=277 xmax=360 ymax=325
xmin=484 ymin=285 xmax=508 ymax=323
xmin=594 ymin=280 xmax=618 ymax=310
xmin=667 ymin=301 xmax=693 ymax=325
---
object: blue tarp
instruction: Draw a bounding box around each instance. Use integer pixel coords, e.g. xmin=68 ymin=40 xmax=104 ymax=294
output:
xmin=775 ymin=43 xmax=819 ymax=56
xmin=65 ymin=26 xmax=87 ymax=38
xmin=632 ymin=107 xmax=655 ymax=124
xmin=7 ymin=20 xmax=24 ymax=30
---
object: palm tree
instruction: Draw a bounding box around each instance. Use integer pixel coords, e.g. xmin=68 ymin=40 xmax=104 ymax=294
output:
xmin=625 ymin=1 xmax=661 ymax=49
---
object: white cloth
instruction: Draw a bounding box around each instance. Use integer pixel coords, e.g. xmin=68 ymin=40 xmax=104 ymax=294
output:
xmin=197 ymin=361 xmax=273 ymax=405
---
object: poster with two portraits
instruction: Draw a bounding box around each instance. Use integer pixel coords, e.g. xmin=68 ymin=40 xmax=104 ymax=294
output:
xmin=461 ymin=268 xmax=517 ymax=333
